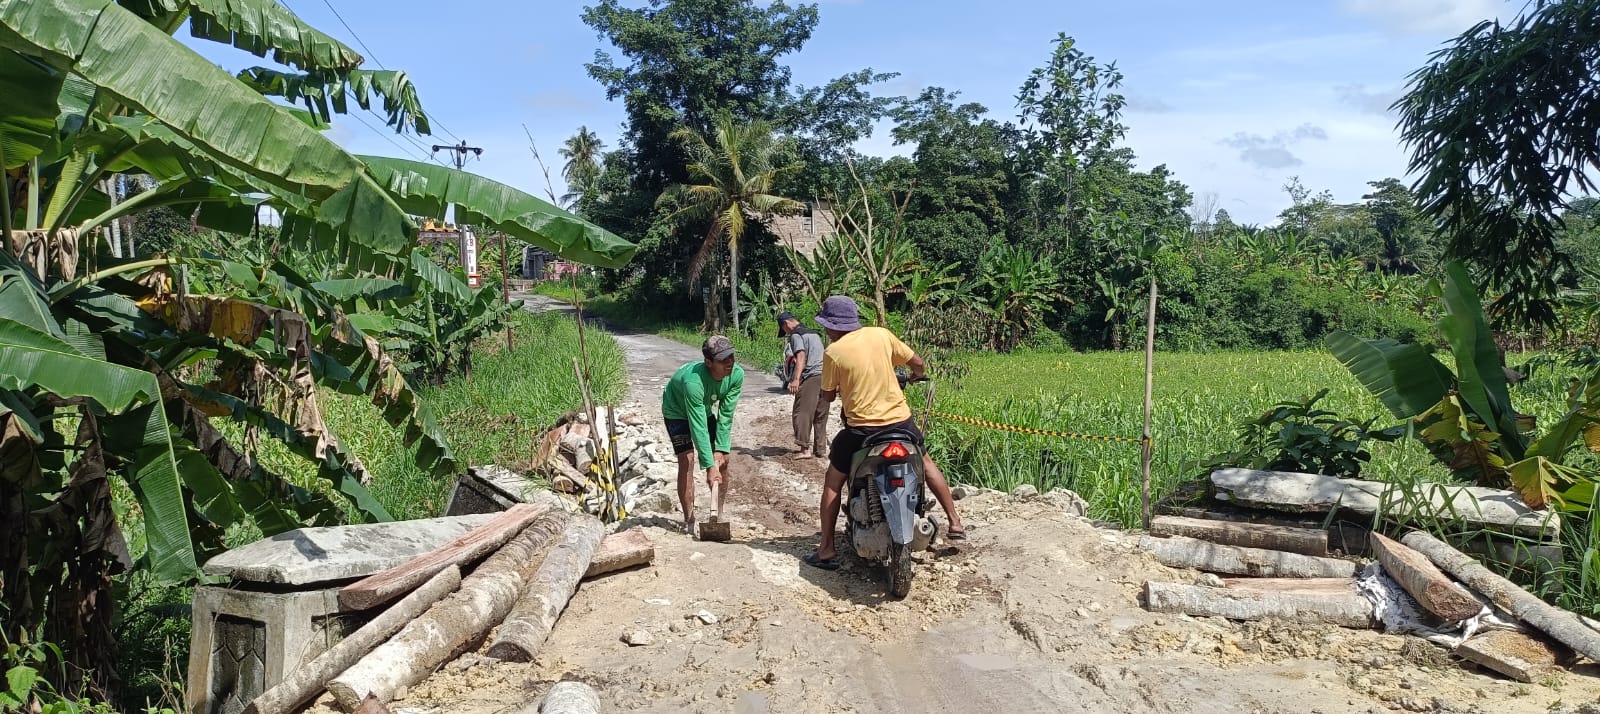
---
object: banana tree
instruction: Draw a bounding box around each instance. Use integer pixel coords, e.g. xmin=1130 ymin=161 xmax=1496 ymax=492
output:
xmin=1 ymin=0 xmax=635 ymax=701
xmin=1327 ymin=261 xmax=1599 ymax=508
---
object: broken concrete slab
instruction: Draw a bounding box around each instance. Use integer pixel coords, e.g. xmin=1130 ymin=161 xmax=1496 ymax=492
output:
xmin=201 ymin=513 xmax=497 ymax=585
xmin=1456 ymin=630 xmax=1563 ymax=683
xmin=1210 ymin=468 xmax=1560 ymax=539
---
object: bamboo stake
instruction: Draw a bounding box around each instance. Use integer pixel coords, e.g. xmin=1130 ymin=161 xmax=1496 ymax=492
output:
xmin=1140 ymin=275 xmax=1158 ymax=531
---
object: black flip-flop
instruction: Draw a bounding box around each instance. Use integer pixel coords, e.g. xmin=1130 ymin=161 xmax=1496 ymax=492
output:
xmin=946 ymin=526 xmax=969 ymax=541
xmin=803 ymin=552 xmax=841 ymax=571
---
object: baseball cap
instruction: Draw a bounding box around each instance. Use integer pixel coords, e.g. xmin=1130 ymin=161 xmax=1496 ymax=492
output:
xmin=775 ymin=311 xmax=795 ymax=337
xmin=702 ymin=335 xmax=735 ymax=361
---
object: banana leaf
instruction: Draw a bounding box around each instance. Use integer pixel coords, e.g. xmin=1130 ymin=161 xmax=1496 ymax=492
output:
xmin=361 ymin=156 xmax=637 ymax=269
xmin=1438 ymin=261 xmax=1523 ymax=457
xmin=0 ymin=0 xmax=417 ymax=261
xmin=0 ymin=51 xmax=63 ymax=169
xmin=1325 ymin=330 xmax=1454 ymax=419
xmin=239 ymin=67 xmax=429 ymax=134
xmin=183 ymin=0 xmax=363 ymax=71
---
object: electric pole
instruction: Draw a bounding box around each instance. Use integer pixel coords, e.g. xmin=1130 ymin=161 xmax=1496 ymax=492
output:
xmin=431 ymin=140 xmax=482 ymax=170
xmin=431 ymin=141 xmax=513 ymax=353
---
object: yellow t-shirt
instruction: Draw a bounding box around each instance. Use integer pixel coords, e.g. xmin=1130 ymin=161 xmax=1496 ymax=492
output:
xmin=820 ymin=326 xmax=915 ymax=427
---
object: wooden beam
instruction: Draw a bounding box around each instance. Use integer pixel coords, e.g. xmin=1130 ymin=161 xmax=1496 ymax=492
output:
xmin=1144 ymin=580 xmax=1374 ymax=628
xmin=1138 ymin=534 xmax=1356 ymax=578
xmin=339 ymin=503 xmax=546 ymax=611
xmin=584 ymin=527 xmax=655 ymax=580
xmin=1369 ymin=532 xmax=1481 ymax=622
xmin=1151 ymin=515 xmax=1327 ymax=556
xmin=1401 ymin=531 xmax=1600 ymax=662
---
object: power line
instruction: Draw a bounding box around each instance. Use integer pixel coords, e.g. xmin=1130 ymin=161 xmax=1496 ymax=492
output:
xmin=349 ymin=110 xmax=430 ymax=163
xmin=309 ymin=0 xmax=464 ymax=144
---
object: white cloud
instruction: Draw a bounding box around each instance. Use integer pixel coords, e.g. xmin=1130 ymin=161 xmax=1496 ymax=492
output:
xmin=1126 ymin=95 xmax=1176 ymax=114
xmin=1340 ymin=0 xmax=1501 ymax=35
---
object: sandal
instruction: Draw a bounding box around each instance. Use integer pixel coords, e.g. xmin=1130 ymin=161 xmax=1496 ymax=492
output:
xmin=946 ymin=526 xmax=969 ymax=541
xmin=803 ymin=552 xmax=841 ymax=571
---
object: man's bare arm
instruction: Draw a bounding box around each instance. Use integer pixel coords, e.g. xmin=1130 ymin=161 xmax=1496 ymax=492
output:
xmin=906 ymin=353 xmax=927 ymax=380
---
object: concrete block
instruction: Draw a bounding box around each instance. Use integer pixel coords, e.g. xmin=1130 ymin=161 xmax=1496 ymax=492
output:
xmin=186 ymin=584 xmax=365 ymax=714
xmin=445 ymin=465 xmax=566 ymax=517
xmin=201 ymin=513 xmax=498 ymax=585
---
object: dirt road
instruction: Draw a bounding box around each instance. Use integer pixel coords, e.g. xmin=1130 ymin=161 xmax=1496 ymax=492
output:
xmin=380 ymin=304 xmax=1600 ymax=713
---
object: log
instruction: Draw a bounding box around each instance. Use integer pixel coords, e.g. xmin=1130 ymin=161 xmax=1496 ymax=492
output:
xmin=1401 ymin=531 xmax=1600 ymax=662
xmin=487 ymin=516 xmax=606 ymax=662
xmin=242 ymin=566 xmax=462 ymax=714
xmin=1151 ymin=515 xmax=1328 ymax=556
xmin=584 ymin=527 xmax=655 ymax=579
xmin=518 ymin=681 xmax=601 ymax=714
xmin=1144 ymin=580 xmax=1374 ymax=628
xmin=1455 ymin=630 xmax=1563 ymax=683
xmin=328 ymin=509 xmax=573 ymax=709
xmin=340 ymin=503 xmax=547 ymax=610
xmin=1369 ymin=532 xmax=1481 ymax=622
xmin=1138 ymin=534 xmax=1356 ymax=578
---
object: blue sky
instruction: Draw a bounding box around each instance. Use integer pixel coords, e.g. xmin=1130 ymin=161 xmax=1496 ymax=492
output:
xmin=187 ymin=0 xmax=1515 ymax=225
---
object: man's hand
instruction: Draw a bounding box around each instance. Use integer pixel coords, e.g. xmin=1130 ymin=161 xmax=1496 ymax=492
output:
xmin=707 ymin=452 xmax=728 ymax=486
xmin=787 ymin=379 xmax=800 ymax=395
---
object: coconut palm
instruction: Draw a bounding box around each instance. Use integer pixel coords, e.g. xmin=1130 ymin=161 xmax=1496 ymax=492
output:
xmin=559 ymin=126 xmax=604 ymax=208
xmin=658 ymin=115 xmax=803 ymax=330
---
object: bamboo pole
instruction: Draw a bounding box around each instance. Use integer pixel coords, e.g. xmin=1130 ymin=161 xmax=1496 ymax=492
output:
xmin=1140 ymin=275 xmax=1158 ymax=531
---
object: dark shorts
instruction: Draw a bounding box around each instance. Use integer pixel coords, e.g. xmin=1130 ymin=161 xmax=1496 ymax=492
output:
xmin=665 ymin=417 xmax=718 ymax=457
xmin=829 ymin=418 xmax=923 ymax=474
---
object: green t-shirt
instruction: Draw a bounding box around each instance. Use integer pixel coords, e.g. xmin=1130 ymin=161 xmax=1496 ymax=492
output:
xmin=660 ymin=361 xmax=744 ymax=469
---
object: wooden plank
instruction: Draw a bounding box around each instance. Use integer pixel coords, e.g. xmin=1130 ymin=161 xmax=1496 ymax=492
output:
xmin=242 ymin=566 xmax=462 ymax=714
xmin=1369 ymin=532 xmax=1482 ymax=622
xmin=1401 ymin=531 xmax=1600 ymax=662
xmin=1456 ymin=630 xmax=1562 ymax=683
xmin=1138 ymin=534 xmax=1356 ymax=578
xmin=1151 ymin=515 xmax=1327 ymax=556
xmin=583 ymin=527 xmax=654 ymax=579
xmin=1144 ymin=580 xmax=1374 ymax=628
xmin=1210 ymin=468 xmax=1559 ymax=538
xmin=339 ymin=503 xmax=546 ymax=611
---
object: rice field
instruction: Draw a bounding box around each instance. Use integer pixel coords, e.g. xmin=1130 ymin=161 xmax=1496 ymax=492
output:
xmin=919 ymin=349 xmax=1579 ymax=528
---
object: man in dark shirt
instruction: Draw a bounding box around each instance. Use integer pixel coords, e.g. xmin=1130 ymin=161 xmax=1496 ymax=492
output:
xmin=778 ymin=311 xmax=829 ymax=457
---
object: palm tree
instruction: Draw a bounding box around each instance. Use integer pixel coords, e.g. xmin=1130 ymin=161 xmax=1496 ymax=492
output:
xmin=559 ymin=126 xmax=604 ymax=208
xmin=659 ymin=115 xmax=803 ymax=330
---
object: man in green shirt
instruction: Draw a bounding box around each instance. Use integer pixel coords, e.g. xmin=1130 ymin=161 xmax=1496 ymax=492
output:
xmin=661 ymin=335 xmax=744 ymax=535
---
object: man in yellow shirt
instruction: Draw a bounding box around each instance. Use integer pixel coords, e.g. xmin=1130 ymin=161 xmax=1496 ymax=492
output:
xmin=804 ymin=296 xmax=965 ymax=570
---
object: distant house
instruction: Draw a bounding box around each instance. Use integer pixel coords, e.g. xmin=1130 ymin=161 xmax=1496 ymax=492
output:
xmin=767 ymin=200 xmax=836 ymax=257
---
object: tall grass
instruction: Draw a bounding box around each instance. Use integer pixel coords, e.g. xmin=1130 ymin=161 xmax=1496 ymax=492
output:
xmin=240 ymin=310 xmax=627 ymax=522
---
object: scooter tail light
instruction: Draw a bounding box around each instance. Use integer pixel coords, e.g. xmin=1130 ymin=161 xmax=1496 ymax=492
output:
xmin=881 ymin=441 xmax=909 ymax=460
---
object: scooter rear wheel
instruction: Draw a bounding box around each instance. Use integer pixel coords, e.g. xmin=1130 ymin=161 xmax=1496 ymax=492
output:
xmin=888 ymin=543 xmax=914 ymax=598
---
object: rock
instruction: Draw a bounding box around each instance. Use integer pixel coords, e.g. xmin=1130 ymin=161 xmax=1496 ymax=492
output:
xmin=952 ymin=484 xmax=976 ymax=500
xmin=623 ymin=629 xmax=655 ymax=647
xmin=1010 ymin=484 xmax=1039 ymax=500
xmin=1043 ymin=488 xmax=1090 ymax=516
xmin=1196 ymin=573 xmax=1225 ymax=588
xmin=644 ymin=598 xmax=671 ymax=606
xmin=634 ymin=491 xmax=676 ymax=514
xmin=693 ymin=609 xmax=719 ymax=625
xmin=669 ymin=622 xmax=686 ymax=634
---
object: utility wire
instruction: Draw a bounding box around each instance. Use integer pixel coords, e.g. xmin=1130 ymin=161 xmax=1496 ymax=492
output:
xmin=291 ymin=0 xmax=465 ymax=143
